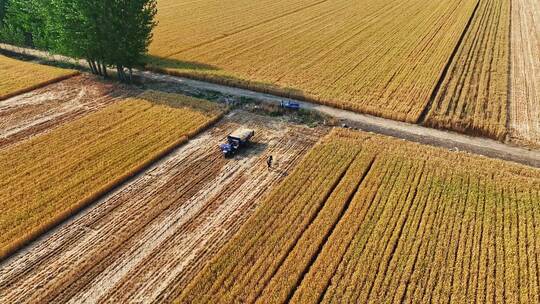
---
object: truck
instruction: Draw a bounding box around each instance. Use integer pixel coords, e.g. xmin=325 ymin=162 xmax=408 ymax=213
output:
xmin=219 ymin=128 xmax=255 ymax=157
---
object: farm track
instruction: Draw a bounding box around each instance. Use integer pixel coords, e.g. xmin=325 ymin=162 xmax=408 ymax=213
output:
xmin=0 ymin=45 xmax=538 ymax=168
xmin=0 ymin=112 xmax=324 ymax=303
xmin=0 ymin=75 xmax=129 ymax=149
xmin=509 ymin=0 xmax=540 ymax=148
xmin=142 ymin=72 xmax=540 ymax=168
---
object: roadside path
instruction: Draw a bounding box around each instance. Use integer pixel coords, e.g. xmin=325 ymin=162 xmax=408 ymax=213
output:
xmin=143 ymin=72 xmax=540 ymax=168
xmin=2 ymin=43 xmax=539 ymax=168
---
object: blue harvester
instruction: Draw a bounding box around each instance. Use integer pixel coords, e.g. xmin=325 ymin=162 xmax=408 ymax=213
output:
xmin=219 ymin=128 xmax=255 ymax=157
xmin=280 ymin=100 xmax=301 ymax=110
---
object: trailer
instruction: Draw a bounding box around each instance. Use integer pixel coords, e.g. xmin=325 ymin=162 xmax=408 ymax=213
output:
xmin=219 ymin=128 xmax=255 ymax=156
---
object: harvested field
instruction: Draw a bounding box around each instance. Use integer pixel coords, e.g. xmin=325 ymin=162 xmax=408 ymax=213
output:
xmin=179 ymin=129 xmax=540 ymax=304
xmin=0 ymin=75 xmax=128 ymax=149
xmin=0 ymin=54 xmax=78 ymax=100
xmin=509 ymin=0 xmax=540 ymax=147
xmin=424 ymin=0 xmax=510 ymax=140
xmin=0 ymin=112 xmax=325 ymax=303
xmin=0 ymin=91 xmax=223 ymax=260
xmin=150 ymin=0 xmax=477 ymax=123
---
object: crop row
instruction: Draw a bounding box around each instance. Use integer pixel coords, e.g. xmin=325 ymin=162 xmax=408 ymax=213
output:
xmin=178 ymin=133 xmax=372 ymax=303
xmin=150 ymin=0 xmax=477 ymax=124
xmin=425 ymin=0 xmax=511 ymax=140
xmin=178 ymin=128 xmax=540 ymax=303
xmin=151 ymin=0 xmax=325 ymax=58
xmin=0 ymin=91 xmax=223 ymax=260
xmin=309 ymin=161 xmax=539 ymax=303
xmin=0 ymin=54 xmax=79 ymax=101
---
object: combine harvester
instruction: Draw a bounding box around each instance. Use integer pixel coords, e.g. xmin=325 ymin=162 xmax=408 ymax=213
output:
xmin=219 ymin=128 xmax=255 ymax=157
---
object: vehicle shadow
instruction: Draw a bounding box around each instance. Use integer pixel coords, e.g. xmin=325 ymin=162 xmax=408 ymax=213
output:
xmin=231 ymin=141 xmax=268 ymax=159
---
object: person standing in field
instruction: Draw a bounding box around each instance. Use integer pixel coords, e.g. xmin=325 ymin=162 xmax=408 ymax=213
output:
xmin=267 ymin=155 xmax=273 ymax=169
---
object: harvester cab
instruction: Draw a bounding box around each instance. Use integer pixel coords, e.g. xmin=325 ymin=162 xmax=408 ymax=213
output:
xmin=219 ymin=128 xmax=255 ymax=157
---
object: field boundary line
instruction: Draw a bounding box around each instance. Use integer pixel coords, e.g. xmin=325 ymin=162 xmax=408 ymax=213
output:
xmin=285 ymin=157 xmax=376 ymax=303
xmin=417 ymin=0 xmax=481 ymax=124
xmin=505 ymin=0 xmax=512 ymax=143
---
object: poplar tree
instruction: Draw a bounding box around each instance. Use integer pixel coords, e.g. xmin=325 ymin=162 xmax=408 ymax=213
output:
xmin=0 ymin=0 xmax=7 ymax=24
xmin=0 ymin=0 xmax=157 ymax=83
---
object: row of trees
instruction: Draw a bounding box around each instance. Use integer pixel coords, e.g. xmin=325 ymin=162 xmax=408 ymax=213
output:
xmin=0 ymin=1 xmax=6 ymax=25
xmin=0 ymin=0 xmax=157 ymax=82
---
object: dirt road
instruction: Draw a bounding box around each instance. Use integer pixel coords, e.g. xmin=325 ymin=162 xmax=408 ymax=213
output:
xmin=0 ymin=75 xmax=127 ymax=149
xmin=142 ymin=72 xmax=540 ymax=168
xmin=0 ymin=111 xmax=325 ymax=303
xmin=1 ymin=43 xmax=538 ymax=167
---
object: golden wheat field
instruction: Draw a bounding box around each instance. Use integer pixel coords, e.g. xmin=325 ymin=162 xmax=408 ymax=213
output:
xmin=178 ymin=129 xmax=540 ymax=304
xmin=0 ymin=54 xmax=78 ymax=100
xmin=150 ymin=0 xmax=478 ymax=123
xmin=0 ymin=91 xmax=223 ymax=260
xmin=424 ymin=0 xmax=510 ymax=140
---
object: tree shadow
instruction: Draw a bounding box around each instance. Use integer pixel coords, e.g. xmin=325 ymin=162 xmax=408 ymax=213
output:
xmin=144 ymin=55 xmax=319 ymax=114
xmin=144 ymin=56 xmax=310 ymax=100
xmin=145 ymin=55 xmax=220 ymax=71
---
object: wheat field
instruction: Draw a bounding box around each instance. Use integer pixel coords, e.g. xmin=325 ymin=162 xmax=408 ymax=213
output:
xmin=424 ymin=0 xmax=510 ymax=140
xmin=0 ymin=54 xmax=78 ymax=100
xmin=0 ymin=91 xmax=223 ymax=260
xmin=150 ymin=0 xmax=477 ymax=123
xmin=178 ymin=129 xmax=540 ymax=303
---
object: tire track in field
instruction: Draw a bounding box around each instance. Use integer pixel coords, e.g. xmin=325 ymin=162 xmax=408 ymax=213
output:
xmin=0 ymin=112 xmax=325 ymax=303
xmin=509 ymin=0 xmax=540 ymax=148
xmin=0 ymin=75 xmax=127 ymax=149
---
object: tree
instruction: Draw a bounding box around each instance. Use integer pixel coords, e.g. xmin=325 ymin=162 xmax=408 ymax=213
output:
xmin=52 ymin=0 xmax=157 ymax=82
xmin=46 ymin=0 xmax=108 ymax=75
xmin=0 ymin=0 xmax=50 ymax=48
xmin=0 ymin=0 xmax=7 ymax=24
xmin=1 ymin=0 xmax=158 ymax=83
xmin=107 ymin=0 xmax=157 ymax=82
